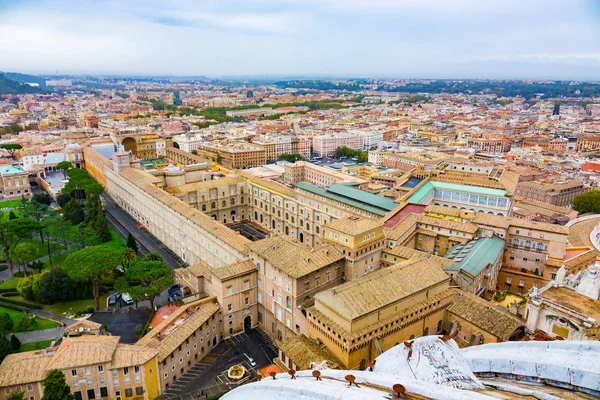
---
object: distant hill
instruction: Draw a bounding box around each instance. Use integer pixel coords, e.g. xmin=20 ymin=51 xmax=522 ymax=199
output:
xmin=0 ymin=74 xmax=45 ymax=95
xmin=1 ymin=72 xmax=46 ymax=87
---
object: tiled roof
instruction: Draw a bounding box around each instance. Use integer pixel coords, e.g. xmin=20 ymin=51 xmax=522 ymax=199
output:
xmin=447 ymin=289 xmax=524 ymax=341
xmin=110 ymin=345 xmax=158 ymax=369
xmin=210 ymin=259 xmax=256 ymax=281
xmin=0 ymin=351 xmax=52 ymax=386
xmin=278 ymin=334 xmax=342 ymax=370
xmin=48 ymin=336 xmax=119 ymax=370
xmin=314 ymin=257 xmax=450 ymax=320
xmin=247 ymin=236 xmax=343 ymax=278
xmin=325 ymin=215 xmax=380 ymax=236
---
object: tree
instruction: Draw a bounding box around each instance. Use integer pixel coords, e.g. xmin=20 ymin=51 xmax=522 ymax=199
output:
xmin=0 ymin=143 xmax=22 ymax=156
xmin=0 ymin=218 xmax=40 ymax=278
xmin=62 ymin=199 xmax=84 ymax=224
xmin=41 ymin=369 xmax=75 ymax=400
xmin=10 ymin=335 xmax=20 ymax=351
xmin=0 ymin=313 xmax=13 ymax=332
xmin=0 ymin=333 xmax=11 ymax=363
xmin=18 ymin=311 xmax=36 ymax=331
xmin=31 ymin=193 xmax=52 ymax=206
xmin=277 ymin=153 xmax=304 ymax=163
xmin=172 ymin=141 xmax=180 ymax=149
xmin=126 ymin=233 xmax=138 ymax=253
xmin=48 ymin=218 xmax=73 ymax=254
xmin=38 ymin=268 xmax=87 ymax=304
xmin=216 ymin=153 xmax=223 ymax=164
xmin=56 ymin=193 xmax=71 ymax=208
xmin=17 ymin=275 xmax=42 ymax=302
xmin=144 ymin=252 xmax=163 ymax=262
xmin=55 ymin=161 xmax=73 ymax=179
xmin=94 ymin=211 xmax=111 ymax=243
xmin=115 ymin=261 xmax=173 ymax=309
xmin=573 ymin=190 xmax=600 ymax=214
xmin=122 ymin=248 xmax=136 ymax=270
xmin=61 ymin=246 xmax=122 ymax=310
xmin=8 ymin=211 xmax=16 ymax=220
xmin=7 ymin=390 xmax=24 ymax=400
xmin=10 ymin=241 xmax=38 ymax=275
xmin=357 ymin=151 xmax=368 ymax=163
xmin=22 ymin=200 xmax=52 ymax=244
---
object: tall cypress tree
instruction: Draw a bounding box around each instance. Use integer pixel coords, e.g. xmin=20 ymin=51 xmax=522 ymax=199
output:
xmin=126 ymin=233 xmax=138 ymax=253
xmin=94 ymin=210 xmax=111 ymax=243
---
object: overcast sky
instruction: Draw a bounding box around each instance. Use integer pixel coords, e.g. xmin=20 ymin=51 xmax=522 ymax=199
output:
xmin=1 ymin=0 xmax=600 ymax=79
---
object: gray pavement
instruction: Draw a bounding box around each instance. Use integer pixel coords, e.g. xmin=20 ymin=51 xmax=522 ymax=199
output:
xmin=102 ymin=194 xmax=186 ymax=269
xmin=10 ymin=327 xmax=65 ymax=344
xmin=30 ymin=309 xmax=75 ymax=326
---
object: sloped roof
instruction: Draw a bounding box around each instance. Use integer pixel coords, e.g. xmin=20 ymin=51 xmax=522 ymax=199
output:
xmin=210 ymin=259 xmax=256 ymax=281
xmin=278 ymin=334 xmax=342 ymax=370
xmin=314 ymin=257 xmax=450 ymax=320
xmin=0 ymin=351 xmax=52 ymax=386
xmin=247 ymin=236 xmax=343 ymax=278
xmin=447 ymin=289 xmax=524 ymax=341
xmin=48 ymin=336 xmax=119 ymax=370
xmin=325 ymin=215 xmax=380 ymax=236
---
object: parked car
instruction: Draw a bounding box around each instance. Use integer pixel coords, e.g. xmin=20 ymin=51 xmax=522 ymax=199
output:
xmin=107 ymin=292 xmax=121 ymax=306
xmin=122 ymin=293 xmax=134 ymax=305
xmin=168 ymin=284 xmax=181 ymax=295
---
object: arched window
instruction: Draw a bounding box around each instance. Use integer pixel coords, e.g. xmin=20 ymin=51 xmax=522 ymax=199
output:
xmin=230 ymin=198 xmax=235 ymax=205
xmin=256 ymin=262 xmax=261 ymax=271
xmin=201 ymin=205 xmax=206 ymax=211
xmin=286 ymin=296 xmax=291 ymax=309
xmin=254 ymin=212 xmax=258 ymax=220
xmin=537 ymin=242 xmax=543 ymax=250
xmin=222 ymin=200 xmax=226 ymax=208
xmin=513 ymin=238 xmax=519 ymax=246
xmin=525 ymin=240 xmax=531 ymax=248
xmin=211 ymin=202 xmax=216 ymax=209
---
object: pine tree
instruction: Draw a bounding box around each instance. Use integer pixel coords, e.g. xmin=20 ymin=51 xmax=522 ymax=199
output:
xmin=8 ymin=211 xmax=16 ymax=220
xmin=94 ymin=211 xmax=111 ymax=243
xmin=0 ymin=333 xmax=12 ymax=363
xmin=126 ymin=233 xmax=138 ymax=253
xmin=62 ymin=199 xmax=84 ymax=225
xmin=41 ymin=370 xmax=75 ymax=400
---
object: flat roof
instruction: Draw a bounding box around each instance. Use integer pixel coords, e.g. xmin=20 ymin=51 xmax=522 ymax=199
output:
xmin=296 ymin=182 xmax=397 ymax=216
xmin=408 ymin=180 xmax=507 ymax=204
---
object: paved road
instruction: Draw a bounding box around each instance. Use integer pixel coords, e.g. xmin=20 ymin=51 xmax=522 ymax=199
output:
xmin=30 ymin=309 xmax=75 ymax=326
xmin=89 ymin=310 xmax=150 ymax=344
xmin=102 ymin=195 xmax=186 ymax=270
xmin=10 ymin=327 xmax=65 ymax=344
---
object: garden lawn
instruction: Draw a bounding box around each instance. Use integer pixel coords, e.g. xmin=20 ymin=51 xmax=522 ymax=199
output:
xmin=0 ymin=278 xmax=22 ymax=290
xmin=18 ymin=339 xmax=54 ymax=352
xmin=42 ymin=292 xmax=112 ymax=315
xmin=103 ymin=229 xmax=127 ymax=251
xmin=1 ymin=209 xmax=23 ymax=220
xmin=0 ymin=306 xmax=61 ymax=332
xmin=0 ymin=200 xmax=24 ymax=209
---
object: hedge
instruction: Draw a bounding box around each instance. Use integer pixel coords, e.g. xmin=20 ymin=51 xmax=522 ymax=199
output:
xmin=0 ymin=293 xmax=42 ymax=309
xmin=0 ymin=300 xmax=28 ymax=312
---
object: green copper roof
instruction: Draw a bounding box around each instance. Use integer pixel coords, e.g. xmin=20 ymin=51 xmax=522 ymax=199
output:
xmin=295 ymin=182 xmax=397 ymax=216
xmin=444 ymin=237 xmax=505 ymax=278
xmin=407 ymin=180 xmax=507 ymax=204
xmin=0 ymin=165 xmax=26 ymax=175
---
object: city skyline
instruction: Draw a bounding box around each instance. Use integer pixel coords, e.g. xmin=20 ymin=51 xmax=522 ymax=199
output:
xmin=1 ymin=0 xmax=600 ymax=79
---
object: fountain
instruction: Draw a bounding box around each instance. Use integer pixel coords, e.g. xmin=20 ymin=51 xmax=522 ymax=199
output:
xmin=227 ymin=364 xmax=246 ymax=380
